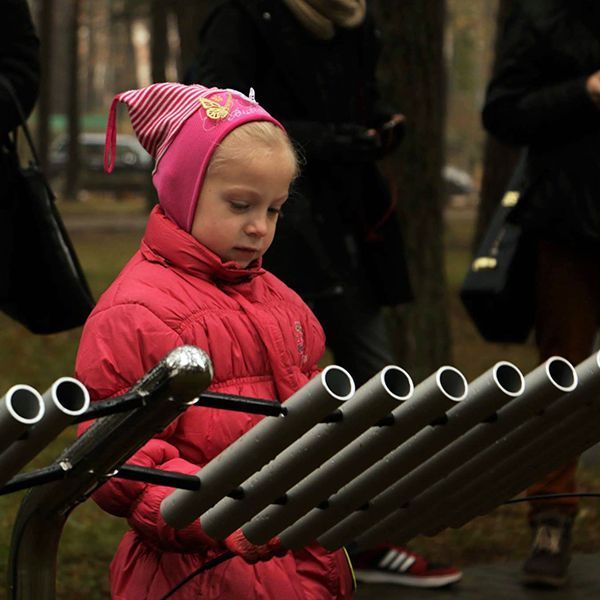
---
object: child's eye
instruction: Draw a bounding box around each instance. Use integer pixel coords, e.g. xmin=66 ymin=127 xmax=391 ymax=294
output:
xmin=229 ymin=201 xmax=249 ymax=211
xmin=268 ymin=207 xmax=284 ymax=219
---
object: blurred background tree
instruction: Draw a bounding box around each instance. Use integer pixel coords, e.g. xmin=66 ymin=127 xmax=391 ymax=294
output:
xmin=374 ymin=0 xmax=450 ymax=380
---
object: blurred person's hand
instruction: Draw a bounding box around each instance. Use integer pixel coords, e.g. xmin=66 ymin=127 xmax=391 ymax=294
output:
xmin=377 ymin=114 xmax=406 ymax=152
xmin=586 ymin=70 xmax=600 ymax=107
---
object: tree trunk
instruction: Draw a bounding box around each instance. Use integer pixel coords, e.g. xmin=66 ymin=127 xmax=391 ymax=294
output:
xmin=473 ymin=0 xmax=519 ymax=251
xmin=172 ymin=0 xmax=213 ymax=81
xmin=374 ymin=0 xmax=450 ymax=380
xmin=109 ymin=0 xmax=138 ymax=93
xmin=83 ymin=1 xmax=96 ymax=112
xmin=150 ymin=0 xmax=168 ymax=83
xmin=64 ymin=0 xmax=80 ymax=201
xmin=35 ymin=0 xmax=54 ymax=173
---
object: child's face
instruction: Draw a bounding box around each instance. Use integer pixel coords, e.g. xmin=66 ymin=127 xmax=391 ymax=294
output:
xmin=191 ymin=143 xmax=295 ymax=268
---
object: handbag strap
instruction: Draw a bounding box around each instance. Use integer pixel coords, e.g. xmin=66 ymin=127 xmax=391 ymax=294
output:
xmin=0 ymin=74 xmax=41 ymax=167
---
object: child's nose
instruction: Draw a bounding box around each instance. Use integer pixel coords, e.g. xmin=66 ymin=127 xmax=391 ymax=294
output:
xmin=246 ymin=215 xmax=268 ymax=237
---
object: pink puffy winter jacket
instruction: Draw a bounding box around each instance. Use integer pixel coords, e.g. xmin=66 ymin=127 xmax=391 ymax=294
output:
xmin=75 ymin=207 xmax=354 ymax=599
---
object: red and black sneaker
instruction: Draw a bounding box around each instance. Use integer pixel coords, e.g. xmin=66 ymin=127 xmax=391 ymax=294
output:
xmin=351 ymin=545 xmax=462 ymax=588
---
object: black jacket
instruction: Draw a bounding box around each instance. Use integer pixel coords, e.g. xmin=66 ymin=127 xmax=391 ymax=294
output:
xmin=194 ymin=0 xmax=412 ymax=304
xmin=0 ymin=0 xmax=40 ymax=135
xmin=482 ymin=0 xmax=600 ymax=246
xmin=0 ymin=0 xmax=39 ymax=301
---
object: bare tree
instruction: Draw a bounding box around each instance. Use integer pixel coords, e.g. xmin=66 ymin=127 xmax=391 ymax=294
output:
xmin=64 ymin=0 xmax=81 ymax=200
xmin=172 ymin=0 xmax=213 ymax=79
xmin=374 ymin=0 xmax=450 ymax=379
xmin=110 ymin=0 xmax=138 ymax=92
xmin=35 ymin=0 xmax=54 ymax=173
xmin=150 ymin=0 xmax=168 ymax=82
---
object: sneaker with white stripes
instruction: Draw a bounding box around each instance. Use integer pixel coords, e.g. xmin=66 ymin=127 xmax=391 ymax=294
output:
xmin=351 ymin=545 xmax=463 ymax=588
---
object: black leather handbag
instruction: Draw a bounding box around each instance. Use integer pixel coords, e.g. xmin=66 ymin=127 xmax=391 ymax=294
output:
xmin=460 ymin=154 xmax=536 ymax=343
xmin=0 ymin=76 xmax=95 ymax=334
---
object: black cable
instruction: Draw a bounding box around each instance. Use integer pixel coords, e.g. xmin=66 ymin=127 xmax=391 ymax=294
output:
xmin=504 ymin=492 xmax=600 ymax=504
xmin=159 ymin=551 xmax=235 ymax=600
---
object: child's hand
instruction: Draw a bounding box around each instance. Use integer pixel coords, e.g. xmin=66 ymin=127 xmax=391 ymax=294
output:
xmin=223 ymin=529 xmax=287 ymax=564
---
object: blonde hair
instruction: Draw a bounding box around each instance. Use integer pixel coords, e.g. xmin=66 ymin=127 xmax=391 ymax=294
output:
xmin=207 ymin=120 xmax=300 ymax=178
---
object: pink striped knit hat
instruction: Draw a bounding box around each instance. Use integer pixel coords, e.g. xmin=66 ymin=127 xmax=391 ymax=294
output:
xmin=104 ymin=83 xmax=283 ymax=232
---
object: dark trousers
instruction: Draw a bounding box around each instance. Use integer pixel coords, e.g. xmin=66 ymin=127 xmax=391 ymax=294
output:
xmin=310 ymin=288 xmax=396 ymax=388
xmin=527 ymin=238 xmax=600 ymax=517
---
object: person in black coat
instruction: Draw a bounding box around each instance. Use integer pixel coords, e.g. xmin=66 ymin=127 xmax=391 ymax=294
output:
xmin=191 ymin=0 xmax=463 ymax=589
xmin=0 ymin=0 xmax=40 ymax=135
xmin=482 ymin=0 xmax=600 ymax=588
xmin=193 ymin=0 xmax=412 ymax=388
xmin=0 ymin=0 xmax=39 ymax=299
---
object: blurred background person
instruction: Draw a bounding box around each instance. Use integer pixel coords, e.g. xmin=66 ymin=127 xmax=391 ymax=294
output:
xmin=482 ymin=0 xmax=600 ymax=589
xmin=0 ymin=0 xmax=40 ymax=302
xmin=0 ymin=0 xmax=39 ymax=135
xmin=191 ymin=0 xmax=462 ymax=589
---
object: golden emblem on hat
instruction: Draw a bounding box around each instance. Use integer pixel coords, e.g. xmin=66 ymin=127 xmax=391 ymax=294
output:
xmin=198 ymin=93 xmax=232 ymax=120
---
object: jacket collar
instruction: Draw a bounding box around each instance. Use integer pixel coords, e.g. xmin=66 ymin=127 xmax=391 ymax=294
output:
xmin=141 ymin=206 xmax=266 ymax=284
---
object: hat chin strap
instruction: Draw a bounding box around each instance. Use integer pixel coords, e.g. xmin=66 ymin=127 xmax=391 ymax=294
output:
xmin=282 ymin=0 xmax=366 ymax=40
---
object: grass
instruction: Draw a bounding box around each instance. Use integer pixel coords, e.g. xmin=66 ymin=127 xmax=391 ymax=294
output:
xmin=0 ymin=197 xmax=597 ymax=597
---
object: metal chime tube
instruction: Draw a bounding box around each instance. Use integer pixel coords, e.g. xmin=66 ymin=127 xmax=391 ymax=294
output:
xmin=278 ymin=361 xmax=524 ymax=551
xmin=354 ymin=427 xmax=600 ymax=548
xmin=333 ymin=357 xmax=577 ymax=550
xmin=359 ymin=403 xmax=598 ymax=549
xmin=200 ymin=366 xmax=413 ymax=540
xmin=420 ymin=413 xmax=592 ymax=538
xmin=0 ymin=386 xmax=45 ymax=458
xmin=0 ymin=378 xmax=89 ymax=485
xmin=454 ymin=409 xmax=600 ymax=529
xmin=319 ymin=358 xmax=536 ymax=549
xmin=242 ymin=366 xmax=468 ymax=545
xmin=406 ymin=351 xmax=600 ymax=540
xmin=161 ymin=366 xmax=355 ymax=529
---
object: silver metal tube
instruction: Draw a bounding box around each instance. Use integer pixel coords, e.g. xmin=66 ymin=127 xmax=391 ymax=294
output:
xmin=456 ymin=410 xmax=600 ymax=528
xmin=0 ymin=386 xmax=45 ymax=458
xmin=316 ymin=363 xmax=528 ymax=549
xmin=419 ymin=412 xmax=593 ymax=539
xmin=434 ymin=359 xmax=600 ymax=533
xmin=283 ymin=363 xmax=521 ymax=551
xmin=272 ymin=363 xmax=520 ymax=550
xmin=0 ymin=378 xmax=89 ymax=484
xmin=199 ymin=366 xmax=412 ymax=540
xmin=337 ymin=357 xmax=577 ymax=550
xmin=359 ymin=414 xmax=596 ymax=548
xmin=160 ymin=366 xmax=355 ymax=530
xmin=241 ymin=365 xmax=467 ymax=544
xmin=395 ymin=351 xmax=600 ymax=541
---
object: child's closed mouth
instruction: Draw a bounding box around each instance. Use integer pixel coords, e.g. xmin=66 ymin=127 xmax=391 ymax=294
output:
xmin=234 ymin=246 xmax=259 ymax=253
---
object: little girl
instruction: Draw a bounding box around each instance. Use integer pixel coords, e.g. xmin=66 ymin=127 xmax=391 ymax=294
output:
xmin=75 ymin=83 xmax=354 ymax=599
